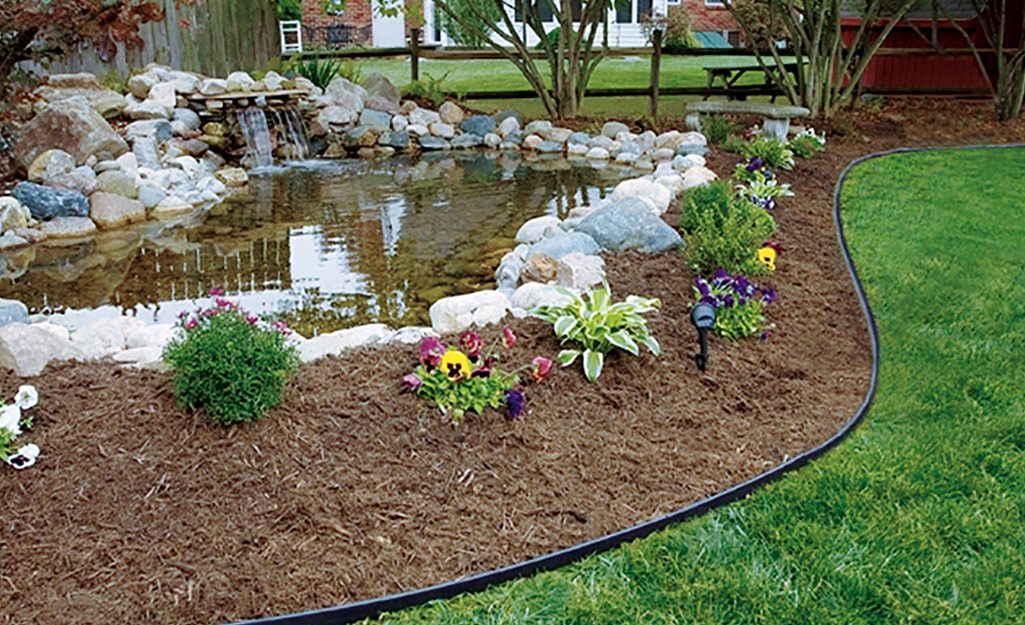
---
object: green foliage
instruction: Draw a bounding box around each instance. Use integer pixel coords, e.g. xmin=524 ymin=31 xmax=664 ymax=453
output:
xmin=289 ymin=55 xmax=342 ymax=89
xmin=535 ymin=26 xmax=561 ymax=50
xmin=96 ymin=70 xmax=128 ymax=95
xmin=402 ymin=71 xmax=451 ymax=105
xmin=163 ymin=298 xmax=299 ymax=425
xmin=788 ymin=128 xmax=827 ymax=159
xmin=413 ymin=363 xmax=517 ymax=423
xmin=531 ymin=283 xmax=661 ymax=382
xmin=679 ymin=180 xmax=776 ymax=275
xmin=276 ymin=0 xmax=302 ymax=20
xmin=436 ymin=0 xmax=503 ymax=47
xmin=735 ymin=135 xmax=795 ymax=170
xmin=662 ymin=5 xmax=700 ymax=51
xmin=693 ymin=271 xmax=774 ymax=340
xmin=699 ymin=114 xmax=740 ymax=145
xmin=337 ymin=59 xmax=364 ymax=84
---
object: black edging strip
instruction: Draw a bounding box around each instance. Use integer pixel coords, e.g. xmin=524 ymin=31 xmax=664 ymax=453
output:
xmin=229 ymin=142 xmax=1024 ymax=625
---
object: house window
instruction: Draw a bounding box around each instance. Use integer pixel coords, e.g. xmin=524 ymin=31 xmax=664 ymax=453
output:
xmin=667 ymin=0 xmax=680 ymax=4
xmin=725 ymin=30 xmax=741 ymax=46
xmin=705 ymin=0 xmax=725 ymax=6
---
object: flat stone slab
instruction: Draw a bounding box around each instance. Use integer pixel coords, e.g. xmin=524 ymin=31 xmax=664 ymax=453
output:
xmin=685 ymin=101 xmax=810 ymax=118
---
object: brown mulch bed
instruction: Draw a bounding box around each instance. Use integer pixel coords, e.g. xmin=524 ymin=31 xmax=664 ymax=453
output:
xmin=1 ymin=99 xmax=1022 ymax=625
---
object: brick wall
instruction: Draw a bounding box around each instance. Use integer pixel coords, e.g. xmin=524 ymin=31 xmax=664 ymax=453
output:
xmin=301 ymin=0 xmax=373 ymax=46
xmin=680 ymin=0 xmax=742 ymax=38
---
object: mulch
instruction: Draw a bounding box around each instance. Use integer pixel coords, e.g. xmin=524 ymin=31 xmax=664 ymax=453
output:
xmin=0 ymin=98 xmax=1020 ymax=625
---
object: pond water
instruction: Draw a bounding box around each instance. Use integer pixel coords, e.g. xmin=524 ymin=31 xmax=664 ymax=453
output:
xmin=0 ymin=153 xmax=630 ymax=336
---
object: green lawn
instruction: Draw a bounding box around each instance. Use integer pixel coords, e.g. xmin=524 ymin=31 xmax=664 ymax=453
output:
xmin=358 ymin=147 xmax=1025 ymax=624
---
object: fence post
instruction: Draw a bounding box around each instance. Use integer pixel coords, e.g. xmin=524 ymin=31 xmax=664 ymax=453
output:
xmin=650 ymin=28 xmax=662 ymax=119
xmin=410 ymin=27 xmax=421 ymax=83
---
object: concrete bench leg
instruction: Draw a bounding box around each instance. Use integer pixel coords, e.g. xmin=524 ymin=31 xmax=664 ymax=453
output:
xmin=762 ymin=117 xmax=790 ymax=141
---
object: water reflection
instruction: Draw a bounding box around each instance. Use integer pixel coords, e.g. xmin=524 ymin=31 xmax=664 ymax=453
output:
xmin=0 ymin=153 xmax=629 ymax=336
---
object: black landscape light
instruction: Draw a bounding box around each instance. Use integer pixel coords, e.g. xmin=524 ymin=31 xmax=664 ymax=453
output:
xmin=690 ymin=302 xmax=716 ymax=372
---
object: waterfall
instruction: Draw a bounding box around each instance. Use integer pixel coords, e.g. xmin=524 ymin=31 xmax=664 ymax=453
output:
xmin=272 ymin=106 xmax=311 ymax=161
xmin=236 ymin=107 xmax=274 ymax=169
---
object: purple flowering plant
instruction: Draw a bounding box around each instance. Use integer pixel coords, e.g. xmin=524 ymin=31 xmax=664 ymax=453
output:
xmin=693 ymin=269 xmax=776 ymax=341
xmin=403 ymin=327 xmax=551 ymax=424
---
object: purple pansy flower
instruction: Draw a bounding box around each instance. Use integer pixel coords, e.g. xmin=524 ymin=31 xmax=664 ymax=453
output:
xmin=506 ymin=389 xmax=525 ymax=420
xmin=746 ymin=156 xmax=765 ymax=172
xmin=695 ymin=276 xmax=711 ymax=297
xmin=761 ymin=287 xmax=776 ymax=305
xmin=403 ymin=373 xmax=423 ymax=390
xmin=419 ymin=337 xmax=445 ymax=370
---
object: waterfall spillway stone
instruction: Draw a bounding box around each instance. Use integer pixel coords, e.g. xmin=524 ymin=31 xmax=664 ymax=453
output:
xmin=236 ymin=105 xmax=311 ymax=168
xmin=273 ymin=107 xmax=311 ymax=161
xmin=237 ymin=107 xmax=274 ymax=169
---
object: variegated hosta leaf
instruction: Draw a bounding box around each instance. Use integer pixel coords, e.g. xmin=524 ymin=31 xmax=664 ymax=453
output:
xmin=582 ymin=349 xmax=604 ymax=381
xmin=557 ymin=349 xmax=582 ymax=367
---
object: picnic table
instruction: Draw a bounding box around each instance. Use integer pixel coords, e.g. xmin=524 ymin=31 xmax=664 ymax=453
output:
xmin=701 ymin=61 xmax=800 ymax=102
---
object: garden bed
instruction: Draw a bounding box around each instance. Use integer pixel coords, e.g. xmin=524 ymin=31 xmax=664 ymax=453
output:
xmin=2 ymin=99 xmax=1015 ymax=625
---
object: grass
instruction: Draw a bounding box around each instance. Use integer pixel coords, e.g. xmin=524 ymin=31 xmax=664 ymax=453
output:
xmin=358 ymin=147 xmax=1025 ymax=624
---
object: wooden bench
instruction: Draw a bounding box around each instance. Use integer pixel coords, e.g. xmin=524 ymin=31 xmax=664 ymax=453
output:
xmin=685 ymin=101 xmax=811 ymax=141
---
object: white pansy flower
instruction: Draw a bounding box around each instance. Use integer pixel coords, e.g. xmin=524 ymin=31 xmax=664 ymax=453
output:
xmin=14 ymin=385 xmax=38 ymax=410
xmin=0 ymin=404 xmax=21 ymax=437
xmin=7 ymin=443 xmax=40 ymax=469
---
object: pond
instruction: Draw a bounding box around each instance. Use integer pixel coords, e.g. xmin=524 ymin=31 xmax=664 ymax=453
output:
xmin=0 ymin=153 xmax=630 ymax=337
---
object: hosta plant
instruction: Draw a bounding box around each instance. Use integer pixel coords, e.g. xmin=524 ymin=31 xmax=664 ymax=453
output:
xmin=531 ymin=282 xmax=661 ymax=382
xmin=735 ymin=135 xmax=795 ymax=171
xmin=404 ymin=328 xmax=551 ymax=424
xmin=693 ymin=269 xmax=776 ymax=341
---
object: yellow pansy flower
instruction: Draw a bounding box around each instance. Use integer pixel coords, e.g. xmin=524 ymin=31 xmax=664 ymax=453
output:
xmin=440 ymin=350 xmax=472 ymax=381
xmin=757 ymin=247 xmax=777 ymax=271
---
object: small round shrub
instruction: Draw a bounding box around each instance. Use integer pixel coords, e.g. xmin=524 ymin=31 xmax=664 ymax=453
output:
xmin=163 ymin=298 xmax=299 ymax=425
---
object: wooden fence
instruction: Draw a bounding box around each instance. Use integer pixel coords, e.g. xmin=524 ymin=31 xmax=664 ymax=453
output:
xmin=38 ymin=0 xmax=279 ymax=79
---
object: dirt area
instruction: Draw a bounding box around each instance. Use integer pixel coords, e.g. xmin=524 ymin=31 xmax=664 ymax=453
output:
xmin=0 ymin=99 xmax=1021 ymax=625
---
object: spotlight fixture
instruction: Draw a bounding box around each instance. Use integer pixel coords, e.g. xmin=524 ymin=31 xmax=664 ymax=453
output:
xmin=690 ymin=302 xmax=716 ymax=372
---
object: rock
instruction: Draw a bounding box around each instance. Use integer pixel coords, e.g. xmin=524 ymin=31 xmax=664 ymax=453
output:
xmin=173 ymin=108 xmax=201 ymax=130
xmin=196 ymin=175 xmax=227 ymax=196
xmin=0 ymin=300 xmax=28 ymax=328
xmin=511 ymin=282 xmax=575 ymax=311
xmin=111 ymin=346 xmax=163 ymax=366
xmin=685 ymin=154 xmax=707 ymax=167
xmin=173 ymin=155 xmax=204 ymax=180
xmin=148 ymin=82 xmax=177 ymax=109
xmin=115 ymin=152 xmax=139 ymax=179
xmin=225 ymin=71 xmax=255 ymax=92
xmin=429 ymin=122 xmax=455 ymax=139
xmin=378 ymin=131 xmax=409 ymax=148
xmin=523 ymin=134 xmax=543 ymax=150
xmin=656 ymin=174 xmax=684 ymax=194
xmin=71 ymin=317 xmax=146 ymax=360
xmin=12 ymin=182 xmax=89 ymax=220
xmin=601 ymin=121 xmax=630 ymax=138
xmin=523 ymin=120 xmax=552 ymax=135
xmin=9 ymin=228 xmax=43 ymax=244
xmin=94 ymin=160 xmax=119 ymax=173
xmin=528 ymin=231 xmax=599 ymax=260
xmin=317 ymin=105 xmax=359 ymax=129
xmin=575 ymin=197 xmax=684 ymax=253
xmin=262 ymin=70 xmax=287 ymax=91
xmin=298 ymin=323 xmax=393 ymax=362
xmin=568 ymin=132 xmax=590 ymax=145
xmin=409 ymin=108 xmax=441 ymax=127
xmin=126 ymin=323 xmax=175 ymax=349
xmin=133 ymin=137 xmax=162 ymax=171
xmin=614 ymin=152 xmax=638 ymax=165
xmin=137 ymin=183 xmax=167 ymax=209
xmin=589 ymin=135 xmax=614 ymax=150
xmin=362 ymin=73 xmax=401 ymax=108
xmin=495 ymin=251 xmax=524 ymax=291
xmin=652 ymin=148 xmax=675 ymax=161
xmin=555 ymin=252 xmax=606 ymax=289
xmin=673 ymin=154 xmax=699 ymax=171
xmin=450 ymin=134 xmax=482 ymax=149
xmin=90 ymin=192 xmax=146 ymax=229
xmin=498 ymin=116 xmax=520 ymax=138
xmin=682 ymin=165 xmax=718 ymax=190
xmin=38 ymin=216 xmax=97 ymax=240
xmin=214 ymin=167 xmax=249 ymax=188
xmin=0 ymin=323 xmax=84 ymax=376
xmin=128 ymin=73 xmax=158 ymax=99
xmin=124 ymin=99 xmax=173 ymax=120
xmin=493 ymin=109 xmax=525 ymax=127
xmin=567 ymin=143 xmax=589 ymax=157
xmin=637 ymin=130 xmax=657 ymax=151
xmin=536 ymin=141 xmax=562 ymax=154
xmin=439 ymin=101 xmax=465 ymax=124
xmin=96 ymin=170 xmax=138 ymax=199
xmin=483 ymin=133 xmax=502 ymax=148
xmin=0 ymin=234 xmax=28 ymax=250
xmin=16 ymin=97 xmax=128 ymax=167
xmin=0 ymin=198 xmax=30 ymax=233
xmin=167 ymin=71 xmax=200 ymax=95
xmin=386 ymin=326 xmax=439 ymax=345
xmin=460 ymin=115 xmax=496 ymax=137
xmin=585 ymin=147 xmax=610 ymax=160
xmin=34 ymin=73 xmax=127 ymax=119
xmin=680 ymin=131 xmax=707 ymax=146
xmin=406 ymin=123 xmax=429 ymax=137
xmin=392 ymin=115 xmax=409 ymax=131
xmin=515 ymin=215 xmax=562 ymax=244
xmin=418 ymin=136 xmax=450 ymax=150
xmin=499 ymin=141 xmax=520 ymax=151
xmin=178 ymin=138 xmax=209 ymax=157
xmin=27 ymin=149 xmax=76 ymax=184
xmin=32 ymin=322 xmax=70 ymax=342
xmin=48 ymin=169 xmax=99 ymax=197
xmin=610 ymin=178 xmax=673 ymax=215
xmin=326 ymin=77 xmax=368 ymax=107
xmin=541 ymin=127 xmax=572 ymax=143
xmin=343 ymin=126 xmax=378 ymax=148
xmin=521 ymin=251 xmax=559 ymax=283
xmin=151 ymin=196 xmax=194 ymax=218
xmin=125 ymin=119 xmax=172 ymax=143
xmin=199 ymin=78 xmax=227 ymax=96
xmin=359 ymin=108 xmax=393 ymax=131
xmin=430 ymin=290 xmax=510 ymax=334
xmin=676 ymin=144 xmax=710 ymax=158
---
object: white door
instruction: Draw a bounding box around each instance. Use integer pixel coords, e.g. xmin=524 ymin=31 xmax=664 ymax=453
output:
xmin=372 ymin=5 xmax=406 ymax=48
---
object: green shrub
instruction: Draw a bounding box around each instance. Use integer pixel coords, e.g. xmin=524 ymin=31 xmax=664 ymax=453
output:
xmin=290 ymin=55 xmax=342 ymax=89
xmin=277 ymin=0 xmax=302 ymax=20
xmin=163 ymin=292 xmax=299 ymax=425
xmin=700 ymin=114 xmax=740 ymax=145
xmin=402 ymin=71 xmax=451 ymax=105
xmin=788 ymin=127 xmax=826 ymax=159
xmin=531 ymin=282 xmax=661 ymax=382
xmin=680 ymin=180 xmax=777 ymax=275
xmin=736 ymin=134 xmax=795 ymax=170
xmin=662 ymin=5 xmax=700 ymax=51
xmin=722 ymin=133 xmax=748 ymax=154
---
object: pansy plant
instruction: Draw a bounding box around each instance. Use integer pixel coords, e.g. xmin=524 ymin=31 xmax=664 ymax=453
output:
xmin=1 ymin=385 xmax=41 ymax=469
xmin=404 ymin=326 xmax=551 ymax=424
xmin=694 ymin=269 xmax=776 ymax=341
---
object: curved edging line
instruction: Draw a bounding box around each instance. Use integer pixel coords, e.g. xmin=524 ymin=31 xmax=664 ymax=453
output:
xmin=230 ymin=142 xmax=1023 ymax=625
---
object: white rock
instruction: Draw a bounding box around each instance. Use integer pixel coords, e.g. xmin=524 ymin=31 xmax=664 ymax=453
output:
xmin=126 ymin=323 xmax=176 ymax=349
xmin=31 ymin=321 xmax=71 ymax=343
xmin=70 ymin=317 xmax=146 ymax=360
xmin=555 ymin=252 xmax=605 ymax=289
xmin=28 ymin=149 xmax=76 ymax=184
xmin=682 ymin=165 xmax=718 ymax=190
xmin=262 ymin=71 xmax=286 ymax=91
xmin=409 ymin=107 xmax=441 ymax=127
xmin=115 ymin=152 xmax=139 ymax=180
xmin=429 ymin=290 xmax=510 ymax=334
xmin=515 ymin=215 xmax=562 ymax=244
xmin=174 ymin=155 xmax=203 ymax=180
xmin=567 ymin=143 xmax=589 ymax=156
xmin=225 ymin=71 xmax=255 ymax=92
xmin=610 ymin=177 xmax=673 ymax=215
xmin=498 ymin=116 xmax=520 ymax=138
xmin=325 ymin=77 xmax=368 ymax=106
xmin=652 ymin=148 xmax=675 ymax=161
xmin=127 ymin=73 xmax=157 ymax=99
xmin=615 ymin=152 xmax=638 ymax=164
xmin=439 ymin=101 xmax=464 ymax=124
xmin=585 ymin=147 xmax=610 ymax=160
xmin=148 ymin=82 xmax=177 ymax=109
xmin=680 ymin=131 xmax=708 ymax=146
xmin=298 ymin=323 xmax=392 ymax=362
xmin=483 ymin=132 xmax=502 ymax=148
xmin=0 ymin=323 xmax=85 ymax=376
xmin=510 ymin=282 xmax=575 ymax=311
xmin=391 ymin=114 xmax=408 ymax=131
xmin=523 ymin=134 xmax=543 ymax=150
xmin=406 ymin=124 xmax=429 ymax=137
xmin=199 ymin=78 xmax=226 ymax=96
xmin=429 ymin=122 xmax=455 ymax=139
xmin=655 ymin=174 xmax=684 ymax=194
xmin=111 ymin=346 xmax=163 ymax=366
xmin=386 ymin=326 xmax=439 ymax=345
xmin=686 ymin=154 xmax=707 ymax=167
xmin=655 ymin=130 xmax=683 ymax=150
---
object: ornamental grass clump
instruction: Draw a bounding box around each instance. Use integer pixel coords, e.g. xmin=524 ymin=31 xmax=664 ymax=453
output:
xmin=693 ymin=269 xmax=776 ymax=341
xmin=404 ymin=327 xmax=551 ymax=424
xmin=531 ymin=282 xmax=661 ymax=382
xmin=680 ymin=180 xmax=777 ymax=276
xmin=163 ymin=288 xmax=299 ymax=425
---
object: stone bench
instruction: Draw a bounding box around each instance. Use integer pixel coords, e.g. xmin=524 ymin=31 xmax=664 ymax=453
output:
xmin=685 ymin=101 xmax=811 ymax=141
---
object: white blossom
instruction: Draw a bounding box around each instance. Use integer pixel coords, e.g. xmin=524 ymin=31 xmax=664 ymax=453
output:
xmin=7 ymin=443 xmax=40 ymax=469
xmin=14 ymin=385 xmax=38 ymax=410
xmin=0 ymin=404 xmax=21 ymax=437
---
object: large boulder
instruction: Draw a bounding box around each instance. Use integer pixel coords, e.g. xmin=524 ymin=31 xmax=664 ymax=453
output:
xmin=609 ymin=177 xmax=673 ymax=215
xmin=325 ymin=77 xmax=368 ymax=107
xmin=16 ymin=97 xmax=128 ymax=167
xmin=429 ymin=290 xmax=510 ymax=334
xmin=90 ymin=192 xmax=146 ymax=229
xmin=460 ymin=115 xmax=496 ymax=137
xmin=527 ymin=231 xmax=600 ymax=260
xmin=0 ymin=299 xmax=28 ymax=328
xmin=34 ymin=73 xmax=127 ymax=119
xmin=555 ymin=252 xmax=606 ymax=289
xmin=70 ymin=317 xmax=145 ymax=360
xmin=11 ymin=182 xmax=89 ymax=221
xmin=362 ymin=73 xmax=401 ymax=109
xmin=515 ymin=215 xmax=562 ymax=244
xmin=317 ymin=104 xmax=360 ymax=129
xmin=0 ymin=323 xmax=85 ymax=376
xmin=574 ymin=197 xmax=684 ymax=253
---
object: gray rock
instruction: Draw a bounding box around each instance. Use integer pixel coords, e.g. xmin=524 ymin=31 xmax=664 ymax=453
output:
xmin=89 ymin=192 xmax=146 ymax=229
xmin=536 ymin=141 xmax=563 ymax=154
xmin=418 ymin=136 xmax=451 ymax=150
xmin=450 ymin=134 xmax=483 ymax=148
xmin=0 ymin=300 xmax=28 ymax=328
xmin=483 ymin=132 xmax=502 ymax=148
xmin=0 ymin=198 xmax=30 ymax=233
xmin=585 ymin=147 xmax=610 ymax=160
xmin=672 ymin=154 xmax=698 ymax=171
xmin=439 ymin=101 xmax=465 ymax=124
xmin=589 ymin=135 xmax=614 ymax=150
xmin=27 ymin=149 xmax=77 ymax=184
xmin=541 ymin=127 xmax=573 ymax=143
xmin=33 ymin=73 xmax=127 ymax=119
xmin=515 ymin=215 xmax=562 ymax=244
xmin=96 ymin=170 xmax=138 ymax=199
xmin=12 ymin=182 xmax=89 ymax=220
xmin=555 ymin=252 xmax=606 ymax=289
xmin=133 ymin=136 xmax=161 ymax=171
xmin=613 ymin=141 xmax=642 ymax=156
xmin=16 ymin=97 xmax=128 ymax=167
xmin=378 ymin=131 xmax=410 ymax=148
xmin=359 ymin=109 xmax=393 ymax=131
xmin=676 ymin=144 xmax=710 ymax=158
xmin=342 ymin=126 xmax=378 ymax=148
xmin=528 ymin=231 xmax=600 ymax=259
xmin=125 ymin=119 xmax=172 ymax=143
xmin=125 ymin=99 xmax=173 ymax=120
xmin=364 ymin=94 xmax=399 ymax=114
xmin=504 ymin=130 xmax=523 ymax=145
xmin=94 ymin=160 xmax=120 ymax=173
xmin=137 ymin=183 xmax=167 ymax=209
xmin=39 ymin=216 xmax=97 ymax=239
xmin=601 ymin=121 xmax=630 ymax=138
xmin=173 ymin=108 xmax=201 ymax=130
xmin=0 ymin=323 xmax=85 ymax=376
xmin=362 ymin=73 xmax=401 ymax=108
xmin=409 ymin=107 xmax=441 ymax=127
xmin=128 ymin=73 xmax=158 ymax=99
xmin=391 ymin=115 xmax=409 ymax=131
xmin=493 ymin=109 xmax=525 ymax=128
xmin=523 ymin=120 xmax=552 ymax=136
xmin=429 ymin=122 xmax=455 ymax=139
xmin=459 ymin=115 xmax=496 ymax=137
xmin=317 ymin=104 xmax=360 ymax=128
xmin=568 ymin=132 xmax=590 ymax=145
xmin=575 ymin=197 xmax=684 ymax=253
xmin=48 ymin=169 xmax=99 ymax=197
xmin=498 ymin=116 xmax=520 ymax=138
